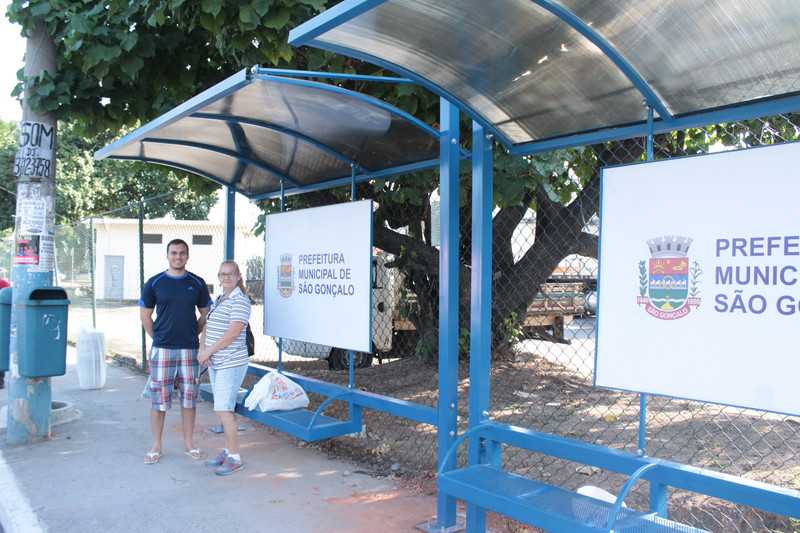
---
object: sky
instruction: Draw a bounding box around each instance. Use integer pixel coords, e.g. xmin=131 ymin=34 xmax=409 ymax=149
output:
xmin=0 ymin=0 xmax=26 ymax=123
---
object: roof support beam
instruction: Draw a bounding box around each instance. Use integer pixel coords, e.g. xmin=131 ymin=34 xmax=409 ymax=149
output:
xmin=191 ymin=112 xmax=363 ymax=170
xmin=509 ymin=92 xmax=800 ymax=156
xmin=253 ymin=72 xmax=441 ymax=139
xmin=287 ymin=0 xmax=387 ymax=44
xmin=530 ymin=0 xmax=671 ymax=120
xmin=251 ymin=157 xmax=443 ymax=201
xmin=226 ymin=122 xmax=250 ymax=186
xmin=255 ymin=67 xmax=414 ymax=84
xmin=140 ymin=138 xmax=300 ymax=187
xmin=107 ymin=156 xmax=251 ymax=194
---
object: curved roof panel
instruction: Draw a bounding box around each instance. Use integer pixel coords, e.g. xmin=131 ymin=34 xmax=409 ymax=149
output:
xmin=290 ymin=0 xmax=800 ymax=153
xmin=95 ymin=68 xmax=441 ymax=198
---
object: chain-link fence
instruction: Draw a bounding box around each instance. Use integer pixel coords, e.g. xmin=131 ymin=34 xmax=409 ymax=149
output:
xmin=55 ymin=114 xmax=800 ymax=532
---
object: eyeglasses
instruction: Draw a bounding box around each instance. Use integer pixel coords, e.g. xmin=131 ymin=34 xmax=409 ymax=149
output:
xmin=218 ymin=272 xmax=237 ymax=278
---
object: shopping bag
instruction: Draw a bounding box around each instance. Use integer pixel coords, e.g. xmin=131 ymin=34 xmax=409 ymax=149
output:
xmin=244 ymin=370 xmax=309 ymax=412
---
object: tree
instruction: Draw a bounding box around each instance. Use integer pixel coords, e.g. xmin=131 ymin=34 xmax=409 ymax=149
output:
xmin=9 ymin=1 xmax=798 ymax=363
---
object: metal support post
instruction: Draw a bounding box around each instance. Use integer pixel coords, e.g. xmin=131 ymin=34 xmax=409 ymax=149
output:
xmin=224 ymin=186 xmax=236 ymax=260
xmin=465 ymin=122 xmax=494 ymax=533
xmin=139 ymin=200 xmax=146 ymax=370
xmin=638 ymin=394 xmax=647 ymax=455
xmin=435 ymin=97 xmax=461 ymax=531
xmin=638 ymin=105 xmax=655 ymax=457
xmin=89 ymin=217 xmax=96 ymax=328
xmin=277 ymin=180 xmax=285 ymax=373
xmin=7 ymin=21 xmax=58 ymax=444
xmin=646 ymin=105 xmax=655 ymax=162
xmin=650 ymin=482 xmax=669 ymax=518
xmin=348 ymin=164 xmax=356 ymax=389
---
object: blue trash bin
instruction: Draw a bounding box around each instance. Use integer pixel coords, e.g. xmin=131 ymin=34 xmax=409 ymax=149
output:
xmin=18 ymin=287 xmax=70 ymax=378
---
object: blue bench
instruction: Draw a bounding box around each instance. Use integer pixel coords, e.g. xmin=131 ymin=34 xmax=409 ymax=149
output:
xmin=199 ymin=373 xmax=362 ymax=442
xmin=438 ymin=422 xmax=800 ymax=532
xmin=200 ymin=363 xmax=438 ymax=442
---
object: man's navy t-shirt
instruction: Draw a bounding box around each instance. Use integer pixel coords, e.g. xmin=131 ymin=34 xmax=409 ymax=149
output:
xmin=139 ymin=271 xmax=212 ymax=349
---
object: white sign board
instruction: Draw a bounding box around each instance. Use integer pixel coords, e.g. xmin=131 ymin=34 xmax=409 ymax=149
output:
xmin=264 ymin=200 xmax=372 ymax=352
xmin=597 ymin=142 xmax=800 ymax=416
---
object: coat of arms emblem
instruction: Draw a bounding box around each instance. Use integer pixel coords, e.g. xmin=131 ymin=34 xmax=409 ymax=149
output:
xmin=278 ymin=253 xmax=294 ymax=298
xmin=637 ymin=236 xmax=701 ymax=320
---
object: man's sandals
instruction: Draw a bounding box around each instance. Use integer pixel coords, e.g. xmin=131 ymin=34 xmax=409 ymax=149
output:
xmin=184 ymin=448 xmax=204 ymax=460
xmin=144 ymin=451 xmax=163 ymax=465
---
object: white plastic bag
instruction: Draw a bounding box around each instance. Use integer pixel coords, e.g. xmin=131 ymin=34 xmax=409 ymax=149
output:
xmin=244 ymin=370 xmax=309 ymax=412
xmin=76 ymin=328 xmax=106 ymax=390
xmin=140 ymin=376 xmax=152 ymax=400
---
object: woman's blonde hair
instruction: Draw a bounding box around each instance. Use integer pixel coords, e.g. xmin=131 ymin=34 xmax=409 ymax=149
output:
xmin=219 ymin=260 xmax=246 ymax=293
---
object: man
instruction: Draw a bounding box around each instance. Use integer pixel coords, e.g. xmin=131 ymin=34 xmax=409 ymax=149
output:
xmin=140 ymin=239 xmax=212 ymax=464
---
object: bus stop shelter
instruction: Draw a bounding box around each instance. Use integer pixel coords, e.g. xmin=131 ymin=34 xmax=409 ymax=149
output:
xmin=97 ymin=2 xmax=800 ymax=531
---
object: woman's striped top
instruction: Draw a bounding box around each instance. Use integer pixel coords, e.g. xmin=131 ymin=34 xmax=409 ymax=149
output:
xmin=205 ymin=286 xmax=251 ymax=369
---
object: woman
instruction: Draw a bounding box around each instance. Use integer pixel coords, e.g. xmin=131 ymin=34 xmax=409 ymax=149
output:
xmin=198 ymin=260 xmax=251 ymax=476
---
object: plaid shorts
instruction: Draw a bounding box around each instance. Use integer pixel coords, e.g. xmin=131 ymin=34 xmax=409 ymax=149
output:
xmin=148 ymin=347 xmax=199 ymax=411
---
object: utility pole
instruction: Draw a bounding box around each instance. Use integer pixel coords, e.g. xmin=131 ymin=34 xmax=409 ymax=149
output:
xmin=6 ymin=20 xmax=58 ymax=444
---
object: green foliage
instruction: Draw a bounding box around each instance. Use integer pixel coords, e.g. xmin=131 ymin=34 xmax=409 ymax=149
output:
xmin=639 ymin=261 xmax=648 ymax=296
xmin=7 ymin=0 xmax=330 ymax=130
xmin=689 ymin=261 xmax=702 ymax=298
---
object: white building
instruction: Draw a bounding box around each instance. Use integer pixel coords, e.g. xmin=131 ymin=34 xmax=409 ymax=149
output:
xmin=90 ymin=193 xmax=264 ymax=301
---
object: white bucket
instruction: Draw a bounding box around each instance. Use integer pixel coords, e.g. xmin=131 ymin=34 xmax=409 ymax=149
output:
xmin=76 ymin=328 xmax=106 ymax=390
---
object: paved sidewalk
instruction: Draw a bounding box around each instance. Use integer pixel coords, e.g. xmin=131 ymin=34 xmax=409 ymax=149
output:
xmin=0 ymin=349 xmax=435 ymax=533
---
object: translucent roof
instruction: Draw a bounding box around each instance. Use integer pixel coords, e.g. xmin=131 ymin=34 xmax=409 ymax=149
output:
xmin=290 ymin=0 xmax=800 ymax=154
xmin=95 ymin=68 xmax=441 ymax=199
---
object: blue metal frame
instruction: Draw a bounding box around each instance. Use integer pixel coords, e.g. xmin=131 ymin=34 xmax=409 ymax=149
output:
xmin=140 ymin=138 xmax=300 ymax=187
xmin=439 ymin=422 xmax=800 ymax=521
xmin=510 ymin=93 xmax=800 ymax=156
xmin=224 ymin=186 xmax=235 ymax=260
xmin=466 ymin=122 xmax=494 ymax=532
xmin=252 ymin=72 xmax=440 ymax=139
xmin=436 ymin=97 xmax=461 ymax=530
xmin=636 ymin=106 xmax=655 ymax=458
xmin=247 ymin=363 xmax=437 ymax=425
xmin=530 ymin=0 xmax=670 ymax=120
xmin=254 ymin=67 xmax=414 ymax=84
xmin=286 ymin=36 xmax=518 ymax=149
xmin=251 ymin=157 xmax=444 ymax=200
xmin=286 ymin=0 xmax=386 ymax=44
xmin=191 ymin=112 xmax=363 ymax=170
xmin=106 ymin=155 xmax=250 ymax=196
xmin=277 ymin=181 xmax=285 ymax=373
